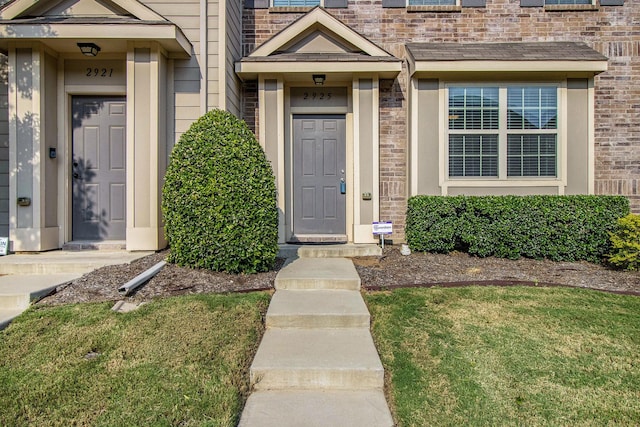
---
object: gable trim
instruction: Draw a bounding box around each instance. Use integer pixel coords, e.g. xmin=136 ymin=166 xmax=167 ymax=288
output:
xmin=1 ymin=0 xmax=166 ymax=22
xmin=249 ymin=7 xmax=392 ymax=58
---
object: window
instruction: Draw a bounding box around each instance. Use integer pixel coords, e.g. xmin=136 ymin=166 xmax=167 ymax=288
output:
xmin=448 ymin=87 xmax=499 ymax=177
xmin=545 ymin=0 xmax=591 ymax=4
xmin=409 ymin=0 xmax=455 ymax=5
xmin=273 ymin=0 xmax=319 ymax=5
xmin=506 ymin=86 xmax=557 ymax=177
xmin=447 ymin=85 xmax=558 ymax=179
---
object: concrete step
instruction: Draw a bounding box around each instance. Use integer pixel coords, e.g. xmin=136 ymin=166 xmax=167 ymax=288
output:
xmin=250 ymin=328 xmax=384 ymax=390
xmin=62 ymin=240 xmax=126 ymax=250
xmin=0 ymin=294 xmax=29 ymax=310
xmin=266 ymin=290 xmax=370 ymax=329
xmin=275 ymin=258 xmax=360 ymax=291
xmin=0 ymin=274 xmax=80 ymax=309
xmin=279 ymin=244 xmax=382 ymax=259
xmin=0 ymin=308 xmax=25 ymax=331
xmin=239 ymin=390 xmax=394 ymax=427
xmin=0 ymin=251 xmax=152 ymax=275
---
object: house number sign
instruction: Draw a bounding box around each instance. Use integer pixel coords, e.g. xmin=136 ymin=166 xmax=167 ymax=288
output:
xmin=302 ymin=91 xmax=333 ymax=101
xmin=65 ymin=60 xmax=125 ymax=86
xmin=85 ymin=67 xmax=115 ymax=78
xmin=290 ymin=87 xmax=348 ymax=108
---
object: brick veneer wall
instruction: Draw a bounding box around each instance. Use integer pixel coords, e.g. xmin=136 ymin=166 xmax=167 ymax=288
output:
xmin=241 ymin=1 xmax=640 ymax=241
xmin=242 ymin=80 xmax=258 ymax=135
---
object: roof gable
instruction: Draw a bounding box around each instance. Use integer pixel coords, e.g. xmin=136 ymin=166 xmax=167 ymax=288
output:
xmin=249 ymin=7 xmax=392 ymax=58
xmin=282 ymin=29 xmax=361 ymax=55
xmin=32 ymin=0 xmax=129 ymax=18
xmin=0 ymin=0 xmax=165 ymax=21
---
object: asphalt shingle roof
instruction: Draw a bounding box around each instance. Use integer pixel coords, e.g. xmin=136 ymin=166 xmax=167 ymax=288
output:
xmin=240 ymin=52 xmax=401 ymax=63
xmin=406 ymin=42 xmax=608 ymax=62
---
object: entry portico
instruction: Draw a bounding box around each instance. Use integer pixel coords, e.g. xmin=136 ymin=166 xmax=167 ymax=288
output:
xmin=236 ymin=8 xmax=401 ymax=244
xmin=0 ymin=0 xmax=191 ymax=251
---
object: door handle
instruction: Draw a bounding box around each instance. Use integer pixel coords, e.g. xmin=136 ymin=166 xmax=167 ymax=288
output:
xmin=340 ymin=178 xmax=346 ymax=194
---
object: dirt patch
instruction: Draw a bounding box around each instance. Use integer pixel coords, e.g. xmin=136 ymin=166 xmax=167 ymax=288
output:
xmin=38 ymin=246 xmax=640 ymax=306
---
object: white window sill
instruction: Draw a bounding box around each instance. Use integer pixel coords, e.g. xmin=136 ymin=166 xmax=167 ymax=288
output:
xmin=444 ymin=179 xmax=562 ymax=187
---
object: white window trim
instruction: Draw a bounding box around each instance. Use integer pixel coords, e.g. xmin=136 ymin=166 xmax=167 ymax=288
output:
xmin=439 ymin=81 xmax=567 ymax=193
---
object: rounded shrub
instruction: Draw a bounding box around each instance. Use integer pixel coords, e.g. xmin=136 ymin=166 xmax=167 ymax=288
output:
xmin=162 ymin=109 xmax=278 ymax=273
xmin=608 ymin=213 xmax=640 ymax=271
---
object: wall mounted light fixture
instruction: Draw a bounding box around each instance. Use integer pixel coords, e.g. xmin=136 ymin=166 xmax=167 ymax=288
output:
xmin=312 ymin=74 xmax=326 ymax=86
xmin=77 ymin=42 xmax=101 ymax=57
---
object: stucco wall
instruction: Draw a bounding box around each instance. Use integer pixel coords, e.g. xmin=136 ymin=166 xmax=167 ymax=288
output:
xmin=242 ymin=1 xmax=640 ymax=240
xmin=43 ymin=52 xmax=57 ymax=229
xmin=0 ymin=53 xmax=8 ymax=237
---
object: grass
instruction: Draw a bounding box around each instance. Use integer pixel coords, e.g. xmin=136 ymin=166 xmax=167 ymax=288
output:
xmin=0 ymin=292 xmax=271 ymax=427
xmin=365 ymin=286 xmax=640 ymax=426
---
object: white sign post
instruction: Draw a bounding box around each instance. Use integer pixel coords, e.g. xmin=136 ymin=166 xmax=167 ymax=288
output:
xmin=372 ymin=221 xmax=393 ymax=249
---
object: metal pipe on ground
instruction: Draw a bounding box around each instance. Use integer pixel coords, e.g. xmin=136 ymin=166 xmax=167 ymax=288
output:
xmin=118 ymin=261 xmax=167 ymax=296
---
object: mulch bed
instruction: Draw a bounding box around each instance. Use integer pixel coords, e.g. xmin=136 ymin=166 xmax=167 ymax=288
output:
xmin=38 ymin=247 xmax=640 ymax=306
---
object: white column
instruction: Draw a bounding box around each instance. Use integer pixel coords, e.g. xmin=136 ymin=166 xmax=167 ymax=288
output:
xmin=126 ymin=43 xmax=168 ymax=251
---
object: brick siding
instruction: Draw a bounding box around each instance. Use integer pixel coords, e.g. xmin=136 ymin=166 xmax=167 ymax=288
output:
xmin=242 ymin=80 xmax=259 ymax=136
xmin=241 ymin=1 xmax=640 ymax=239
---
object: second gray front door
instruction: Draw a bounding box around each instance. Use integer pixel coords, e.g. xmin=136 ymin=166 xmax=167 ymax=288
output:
xmin=72 ymin=96 xmax=126 ymax=241
xmin=292 ymin=114 xmax=346 ymax=239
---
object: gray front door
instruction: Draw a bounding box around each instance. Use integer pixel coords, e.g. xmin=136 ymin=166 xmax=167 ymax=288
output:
xmin=292 ymin=114 xmax=346 ymax=240
xmin=72 ymin=96 xmax=126 ymax=241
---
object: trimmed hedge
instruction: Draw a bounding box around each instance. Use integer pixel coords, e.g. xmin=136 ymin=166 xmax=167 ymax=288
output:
xmin=608 ymin=214 xmax=640 ymax=271
xmin=406 ymin=195 xmax=630 ymax=263
xmin=162 ymin=109 xmax=278 ymax=273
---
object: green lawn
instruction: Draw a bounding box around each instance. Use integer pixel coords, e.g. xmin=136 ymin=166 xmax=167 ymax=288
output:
xmin=365 ymin=286 xmax=640 ymax=426
xmin=0 ymin=292 xmax=270 ymax=427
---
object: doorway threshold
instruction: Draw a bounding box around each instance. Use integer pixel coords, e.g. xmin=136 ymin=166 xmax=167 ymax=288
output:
xmin=288 ymin=234 xmax=348 ymax=244
xmin=279 ymin=243 xmax=382 ymax=258
xmin=62 ymin=240 xmax=126 ymax=251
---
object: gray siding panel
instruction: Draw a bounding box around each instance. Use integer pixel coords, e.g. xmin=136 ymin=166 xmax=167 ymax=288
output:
xmin=461 ymin=0 xmax=486 ymax=6
xmin=226 ymin=0 xmax=242 ymax=115
xmin=382 ymin=0 xmax=405 ymax=7
xmin=566 ymin=79 xmax=589 ymax=195
xmin=520 ymin=0 xmax=544 ymax=6
xmin=417 ymin=79 xmax=440 ymax=196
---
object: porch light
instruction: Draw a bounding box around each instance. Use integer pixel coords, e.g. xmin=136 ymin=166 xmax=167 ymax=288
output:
xmin=312 ymin=74 xmax=326 ymax=86
xmin=77 ymin=42 xmax=101 ymax=57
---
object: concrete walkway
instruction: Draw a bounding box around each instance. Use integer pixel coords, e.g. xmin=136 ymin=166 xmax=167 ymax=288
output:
xmin=0 ymin=250 xmax=152 ymax=330
xmin=239 ymin=252 xmax=394 ymax=426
